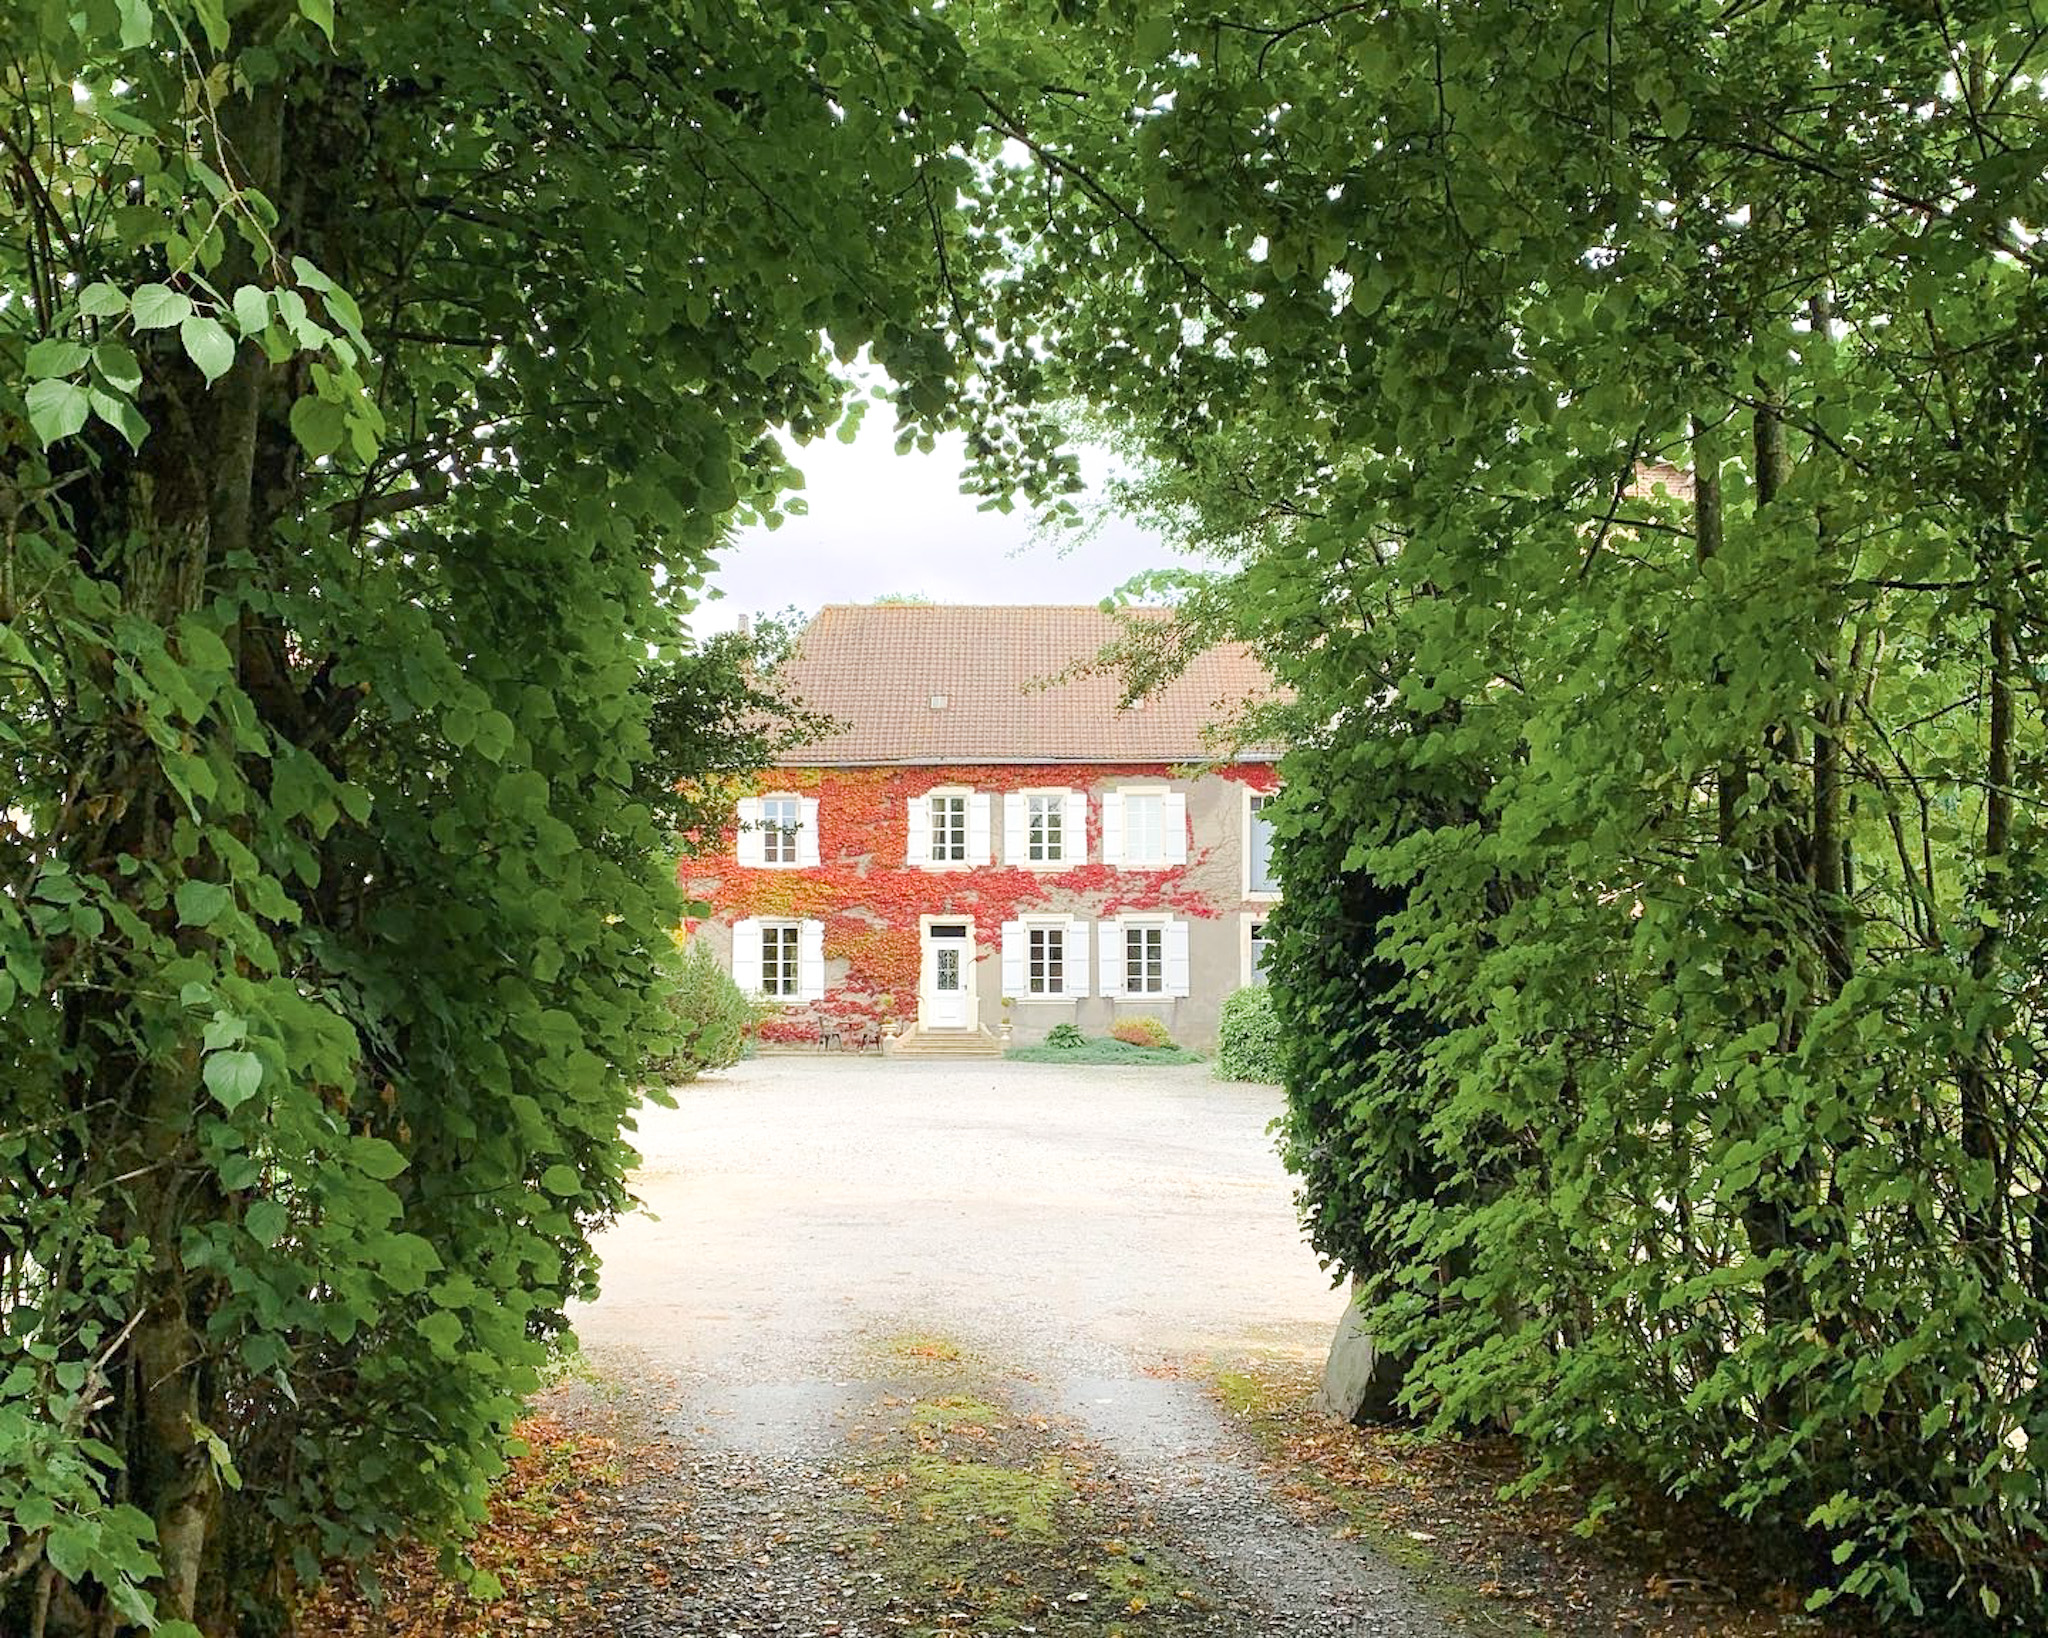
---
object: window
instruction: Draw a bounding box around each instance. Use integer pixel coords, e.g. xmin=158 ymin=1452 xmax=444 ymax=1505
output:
xmin=1027 ymin=794 xmax=1062 ymax=862
xmin=1000 ymin=917 xmax=1091 ymax=999
xmin=1245 ymin=916 xmax=1273 ymax=985
xmin=1003 ymin=790 xmax=1084 ymax=867
xmin=736 ymin=794 xmax=818 ymax=868
xmin=760 ymin=796 xmax=800 ymax=865
xmin=1101 ymin=787 xmax=1186 ymax=869
xmin=908 ymin=789 xmax=991 ymax=867
xmin=1123 ymin=793 xmax=1164 ymax=866
xmin=731 ymin=917 xmax=825 ymax=1001
xmin=1097 ymin=916 xmax=1190 ymax=999
xmin=1028 ymin=926 xmax=1064 ymax=995
xmin=759 ymin=922 xmax=800 ymax=997
xmin=1125 ymin=924 xmax=1165 ymax=994
xmin=930 ymin=794 xmax=966 ymax=862
xmin=1247 ymin=791 xmax=1279 ymax=897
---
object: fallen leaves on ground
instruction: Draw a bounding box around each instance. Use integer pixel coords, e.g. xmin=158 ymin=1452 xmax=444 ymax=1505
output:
xmin=1207 ymin=1358 xmax=1868 ymax=1638
xmin=295 ymin=1411 xmax=624 ymax=1638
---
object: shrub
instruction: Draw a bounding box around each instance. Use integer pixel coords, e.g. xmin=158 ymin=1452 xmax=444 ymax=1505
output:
xmin=1043 ymin=1022 xmax=1086 ymax=1050
xmin=1110 ymin=1015 xmax=1176 ymax=1050
xmin=1214 ymin=985 xmax=1282 ymax=1082
xmin=656 ymin=939 xmax=755 ymax=1081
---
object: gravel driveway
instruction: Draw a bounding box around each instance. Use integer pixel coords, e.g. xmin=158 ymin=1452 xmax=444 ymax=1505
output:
xmin=562 ymin=1057 xmax=1460 ymax=1637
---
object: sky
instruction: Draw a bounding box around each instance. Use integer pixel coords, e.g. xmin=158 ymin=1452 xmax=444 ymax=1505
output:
xmin=689 ymin=410 xmax=1190 ymax=635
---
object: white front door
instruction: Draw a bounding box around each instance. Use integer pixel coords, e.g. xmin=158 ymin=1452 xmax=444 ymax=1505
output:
xmin=921 ymin=923 xmax=973 ymax=1030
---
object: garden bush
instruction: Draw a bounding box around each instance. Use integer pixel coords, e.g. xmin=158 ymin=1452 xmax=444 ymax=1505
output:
xmin=656 ymin=939 xmax=755 ymax=1081
xmin=1043 ymin=1022 xmax=1086 ymax=1049
xmin=1214 ymin=986 xmax=1282 ymax=1083
xmin=1110 ymin=1015 xmax=1176 ymax=1050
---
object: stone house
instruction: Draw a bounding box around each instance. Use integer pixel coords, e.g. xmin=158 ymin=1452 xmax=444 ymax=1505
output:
xmin=689 ymin=603 xmax=1279 ymax=1052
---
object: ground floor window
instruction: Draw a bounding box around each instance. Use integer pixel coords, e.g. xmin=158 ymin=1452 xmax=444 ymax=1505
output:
xmin=1028 ymin=926 xmax=1064 ymax=995
xmin=731 ymin=916 xmax=825 ymax=1002
xmin=760 ymin=922 xmax=801 ymax=997
xmin=1125 ymin=924 xmax=1165 ymax=994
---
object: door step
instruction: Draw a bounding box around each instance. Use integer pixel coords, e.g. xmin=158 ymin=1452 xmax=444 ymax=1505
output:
xmin=882 ymin=1027 xmax=1004 ymax=1058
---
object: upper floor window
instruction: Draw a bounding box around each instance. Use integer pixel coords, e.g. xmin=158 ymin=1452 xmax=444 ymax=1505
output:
xmin=1101 ymin=787 xmax=1187 ymax=869
xmin=931 ymin=793 xmax=967 ymax=862
xmin=1246 ymin=790 xmax=1279 ymax=897
xmin=760 ymin=795 xmax=801 ymax=865
xmin=736 ymin=794 xmax=818 ymax=868
xmin=1002 ymin=789 xmax=1085 ymax=867
xmin=906 ymin=789 xmax=992 ymax=868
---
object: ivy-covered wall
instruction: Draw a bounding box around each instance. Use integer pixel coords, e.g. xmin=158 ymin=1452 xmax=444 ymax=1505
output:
xmin=686 ymin=762 xmax=1279 ymax=1046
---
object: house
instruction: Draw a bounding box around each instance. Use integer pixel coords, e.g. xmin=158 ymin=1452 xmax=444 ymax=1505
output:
xmin=688 ymin=603 xmax=1280 ymax=1052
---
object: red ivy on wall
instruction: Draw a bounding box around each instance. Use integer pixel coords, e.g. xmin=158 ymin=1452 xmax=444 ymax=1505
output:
xmin=682 ymin=762 xmax=1278 ymax=1037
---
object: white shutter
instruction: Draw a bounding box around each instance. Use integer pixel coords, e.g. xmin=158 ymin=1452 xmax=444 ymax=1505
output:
xmin=1161 ymin=792 xmax=1188 ymax=865
xmin=797 ymin=797 xmax=821 ymax=867
xmin=1000 ymin=921 xmax=1026 ymax=998
xmin=1003 ymin=793 xmax=1027 ymax=864
xmin=967 ymin=793 xmax=993 ymax=866
xmin=1063 ymin=790 xmax=1086 ymax=864
xmin=735 ymin=798 xmax=763 ymax=867
xmin=731 ymin=918 xmax=762 ymax=993
xmin=1163 ymin=920 xmax=1191 ymax=998
xmin=1065 ymin=919 xmax=1091 ymax=997
xmin=906 ymin=796 xmax=930 ymax=865
xmin=1101 ymin=791 xmax=1125 ymax=867
xmin=1098 ymin=921 xmax=1125 ymax=997
xmin=798 ymin=919 xmax=826 ymax=1002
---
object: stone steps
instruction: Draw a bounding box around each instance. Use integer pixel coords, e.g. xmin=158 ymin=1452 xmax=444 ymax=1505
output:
xmin=882 ymin=1027 xmax=1005 ymax=1059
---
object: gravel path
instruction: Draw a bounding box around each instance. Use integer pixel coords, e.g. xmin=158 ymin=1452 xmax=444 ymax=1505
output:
xmin=561 ymin=1057 xmax=1462 ymax=1637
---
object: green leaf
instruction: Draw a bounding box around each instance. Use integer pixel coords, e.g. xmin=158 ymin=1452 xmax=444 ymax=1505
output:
xmin=350 ymin=1136 xmax=408 ymax=1180
xmin=130 ymin=283 xmax=194 ymax=329
xmin=116 ymin=0 xmax=152 ymax=47
xmin=289 ymin=394 xmax=347 ymax=459
xmin=77 ymin=281 xmax=129 ymax=319
xmin=231 ymin=284 xmax=270 ymax=335
xmin=540 ymin=1163 xmax=583 ymax=1197
xmin=26 ymin=338 xmax=89 ymax=378
xmin=25 ymin=379 xmax=90 ymax=444
xmin=298 ymin=0 xmax=334 ymax=42
xmin=89 ymin=388 xmax=149 ymax=451
xmin=93 ymin=341 xmax=143 ymax=393
xmin=174 ymin=879 xmax=233 ymax=927
xmin=191 ymin=0 xmax=228 ymax=48
xmin=204 ymin=1050 xmax=263 ymax=1111
xmin=245 ymin=1199 xmax=289 ymax=1247
xmin=180 ymin=314 xmax=236 ymax=383
xmin=419 ymin=1311 xmax=463 ymax=1356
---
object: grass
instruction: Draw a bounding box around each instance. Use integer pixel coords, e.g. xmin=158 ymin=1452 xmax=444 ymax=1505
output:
xmin=1005 ymin=1036 xmax=1205 ymax=1065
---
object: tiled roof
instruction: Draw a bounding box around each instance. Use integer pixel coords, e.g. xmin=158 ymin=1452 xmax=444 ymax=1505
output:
xmin=771 ymin=604 xmax=1278 ymax=766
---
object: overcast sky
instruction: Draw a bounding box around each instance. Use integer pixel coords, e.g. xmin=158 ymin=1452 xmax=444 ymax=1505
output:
xmin=690 ymin=411 xmax=1189 ymax=635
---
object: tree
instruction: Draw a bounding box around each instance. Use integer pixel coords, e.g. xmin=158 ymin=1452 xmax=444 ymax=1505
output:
xmin=0 ymin=4 xmax=1034 ymax=1631
xmin=965 ymin=1 xmax=2048 ymax=1623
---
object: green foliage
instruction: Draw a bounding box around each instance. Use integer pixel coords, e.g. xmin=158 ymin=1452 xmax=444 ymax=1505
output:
xmin=655 ymin=941 xmax=755 ymax=1083
xmin=972 ymin=3 xmax=2048 ymax=1626
xmin=1213 ymin=987 xmax=1281 ymax=1084
xmin=1043 ymin=1022 xmax=1086 ymax=1049
xmin=1006 ymin=1034 xmax=1203 ymax=1066
xmin=1108 ymin=1015 xmax=1175 ymax=1050
xmin=0 ymin=4 xmax=1048 ymax=1632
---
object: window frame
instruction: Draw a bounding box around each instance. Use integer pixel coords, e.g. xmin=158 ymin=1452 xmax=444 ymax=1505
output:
xmin=1026 ymin=923 xmax=1067 ymax=997
xmin=758 ymin=920 xmax=802 ymax=999
xmin=1244 ymin=785 xmax=1281 ymax=900
xmin=759 ymin=794 xmax=802 ymax=867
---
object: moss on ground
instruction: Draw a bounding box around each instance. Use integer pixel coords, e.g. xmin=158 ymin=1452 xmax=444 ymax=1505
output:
xmin=838 ymin=1359 xmax=1223 ymax=1636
